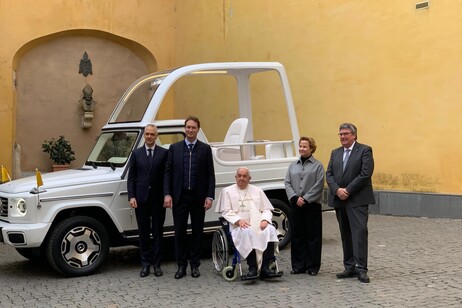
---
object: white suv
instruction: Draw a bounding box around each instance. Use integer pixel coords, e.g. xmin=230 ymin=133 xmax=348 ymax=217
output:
xmin=0 ymin=62 xmax=300 ymax=276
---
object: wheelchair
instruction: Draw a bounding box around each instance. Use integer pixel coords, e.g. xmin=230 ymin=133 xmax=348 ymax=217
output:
xmin=212 ymin=217 xmax=283 ymax=281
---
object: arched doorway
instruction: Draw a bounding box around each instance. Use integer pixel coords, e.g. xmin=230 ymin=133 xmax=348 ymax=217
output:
xmin=13 ymin=30 xmax=156 ymax=175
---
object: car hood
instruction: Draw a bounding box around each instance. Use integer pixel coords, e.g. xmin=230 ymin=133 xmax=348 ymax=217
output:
xmin=0 ymin=167 xmax=123 ymax=194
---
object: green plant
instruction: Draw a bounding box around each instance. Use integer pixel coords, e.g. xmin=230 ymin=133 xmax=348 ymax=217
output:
xmin=42 ymin=135 xmax=76 ymax=165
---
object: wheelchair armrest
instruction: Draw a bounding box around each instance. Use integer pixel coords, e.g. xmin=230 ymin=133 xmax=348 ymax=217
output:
xmin=219 ymin=216 xmax=229 ymax=225
xmin=218 ymin=216 xmax=231 ymax=234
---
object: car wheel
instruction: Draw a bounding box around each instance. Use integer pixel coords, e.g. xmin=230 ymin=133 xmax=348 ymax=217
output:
xmin=46 ymin=216 xmax=109 ymax=277
xmin=269 ymin=198 xmax=290 ymax=249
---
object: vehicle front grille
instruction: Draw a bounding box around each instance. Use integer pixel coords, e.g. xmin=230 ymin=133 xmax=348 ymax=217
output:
xmin=0 ymin=197 xmax=8 ymax=217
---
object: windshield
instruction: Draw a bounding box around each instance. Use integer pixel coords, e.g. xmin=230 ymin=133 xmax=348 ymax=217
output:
xmin=86 ymin=131 xmax=139 ymax=167
xmin=110 ymin=72 xmax=170 ymax=123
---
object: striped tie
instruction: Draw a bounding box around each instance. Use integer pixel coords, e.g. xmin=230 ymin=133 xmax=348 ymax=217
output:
xmin=343 ymin=149 xmax=350 ymax=171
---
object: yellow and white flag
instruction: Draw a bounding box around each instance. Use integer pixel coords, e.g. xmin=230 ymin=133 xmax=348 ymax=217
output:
xmin=1 ymin=165 xmax=11 ymax=183
xmin=36 ymin=169 xmax=43 ymax=187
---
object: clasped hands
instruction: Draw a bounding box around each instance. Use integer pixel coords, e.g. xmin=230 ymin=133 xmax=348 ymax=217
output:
xmin=336 ymin=188 xmax=349 ymax=200
xmin=296 ymin=196 xmax=306 ymax=207
xmin=236 ymin=219 xmax=269 ymax=230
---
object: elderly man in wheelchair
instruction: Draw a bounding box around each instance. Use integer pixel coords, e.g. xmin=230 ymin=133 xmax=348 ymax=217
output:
xmin=213 ymin=167 xmax=283 ymax=281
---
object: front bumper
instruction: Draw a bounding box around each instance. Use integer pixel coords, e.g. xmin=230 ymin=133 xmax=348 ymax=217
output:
xmin=0 ymin=221 xmax=51 ymax=247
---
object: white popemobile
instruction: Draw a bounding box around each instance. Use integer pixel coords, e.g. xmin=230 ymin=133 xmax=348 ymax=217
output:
xmin=0 ymin=62 xmax=301 ymax=276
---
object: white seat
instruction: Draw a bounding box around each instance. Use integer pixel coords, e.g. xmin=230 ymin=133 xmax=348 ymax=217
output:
xmin=224 ymin=118 xmax=248 ymax=144
xmin=265 ymin=144 xmax=286 ymax=159
xmin=285 ymin=144 xmax=295 ymax=157
xmin=217 ymin=118 xmax=249 ymax=161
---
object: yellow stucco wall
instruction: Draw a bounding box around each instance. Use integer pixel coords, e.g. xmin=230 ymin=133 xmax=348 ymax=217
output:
xmin=1 ymin=0 xmax=462 ymax=194
xmin=174 ymin=0 xmax=462 ymax=194
xmin=0 ymin=0 xmax=175 ymax=171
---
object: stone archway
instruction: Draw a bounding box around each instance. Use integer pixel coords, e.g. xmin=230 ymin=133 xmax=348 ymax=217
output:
xmin=13 ymin=30 xmax=156 ymax=175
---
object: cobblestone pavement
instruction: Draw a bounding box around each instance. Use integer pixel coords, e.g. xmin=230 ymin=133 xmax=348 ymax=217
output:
xmin=1 ymin=212 xmax=461 ymax=308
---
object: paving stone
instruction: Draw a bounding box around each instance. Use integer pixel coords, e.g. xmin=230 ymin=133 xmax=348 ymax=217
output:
xmin=1 ymin=212 xmax=461 ymax=307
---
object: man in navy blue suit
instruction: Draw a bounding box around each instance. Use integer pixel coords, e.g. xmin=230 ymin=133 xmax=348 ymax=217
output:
xmin=127 ymin=124 xmax=168 ymax=278
xmin=326 ymin=123 xmax=375 ymax=283
xmin=164 ymin=116 xmax=216 ymax=279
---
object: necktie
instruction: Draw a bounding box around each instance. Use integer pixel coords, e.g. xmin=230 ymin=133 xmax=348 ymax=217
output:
xmin=343 ymin=149 xmax=350 ymax=171
xmin=147 ymin=148 xmax=153 ymax=167
xmin=187 ymin=144 xmax=194 ymax=189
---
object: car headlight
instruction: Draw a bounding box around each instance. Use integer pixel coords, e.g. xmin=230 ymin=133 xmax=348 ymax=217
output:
xmin=15 ymin=198 xmax=27 ymax=216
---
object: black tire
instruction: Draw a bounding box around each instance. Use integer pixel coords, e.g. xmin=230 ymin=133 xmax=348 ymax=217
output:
xmin=269 ymin=198 xmax=291 ymax=249
xmin=212 ymin=228 xmax=229 ymax=272
xmin=16 ymin=247 xmax=44 ymax=262
xmin=46 ymin=216 xmax=110 ymax=277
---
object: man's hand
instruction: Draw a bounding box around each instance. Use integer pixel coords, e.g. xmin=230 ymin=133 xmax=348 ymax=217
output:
xmin=260 ymin=220 xmax=269 ymax=230
xmin=129 ymin=198 xmax=138 ymax=209
xmin=336 ymin=188 xmax=349 ymax=200
xmin=296 ymin=196 xmax=306 ymax=207
xmin=204 ymin=198 xmax=213 ymax=211
xmin=164 ymin=195 xmax=173 ymax=208
xmin=236 ymin=219 xmax=250 ymax=229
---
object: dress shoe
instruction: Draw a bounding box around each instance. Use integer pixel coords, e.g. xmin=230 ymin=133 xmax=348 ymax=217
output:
xmin=140 ymin=266 xmax=150 ymax=278
xmin=174 ymin=266 xmax=186 ymax=279
xmin=307 ymin=271 xmax=318 ymax=276
xmin=260 ymin=267 xmax=276 ymax=279
xmin=153 ymin=266 xmax=163 ymax=277
xmin=290 ymin=269 xmax=305 ymax=275
xmin=358 ymin=271 xmax=370 ymax=283
xmin=244 ymin=268 xmax=258 ymax=279
xmin=191 ymin=266 xmax=200 ymax=278
xmin=336 ymin=268 xmax=358 ymax=279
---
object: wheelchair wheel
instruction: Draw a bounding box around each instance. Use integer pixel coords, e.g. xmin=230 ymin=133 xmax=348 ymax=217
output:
xmin=212 ymin=228 xmax=229 ymax=272
xmin=222 ymin=265 xmax=238 ymax=281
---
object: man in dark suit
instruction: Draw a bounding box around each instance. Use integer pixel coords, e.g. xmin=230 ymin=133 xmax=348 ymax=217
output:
xmin=326 ymin=123 xmax=375 ymax=283
xmin=127 ymin=124 xmax=168 ymax=278
xmin=164 ymin=116 xmax=215 ymax=279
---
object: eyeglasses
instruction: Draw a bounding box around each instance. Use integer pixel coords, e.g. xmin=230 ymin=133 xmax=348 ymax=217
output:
xmin=338 ymin=132 xmax=352 ymax=136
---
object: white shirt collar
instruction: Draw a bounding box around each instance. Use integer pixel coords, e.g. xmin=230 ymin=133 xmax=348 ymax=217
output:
xmin=185 ymin=139 xmax=197 ymax=147
xmin=345 ymin=141 xmax=355 ymax=151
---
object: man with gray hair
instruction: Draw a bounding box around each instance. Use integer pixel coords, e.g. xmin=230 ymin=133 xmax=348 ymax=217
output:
xmin=216 ymin=167 xmax=280 ymax=279
xmin=127 ymin=124 xmax=168 ymax=278
xmin=326 ymin=123 xmax=375 ymax=283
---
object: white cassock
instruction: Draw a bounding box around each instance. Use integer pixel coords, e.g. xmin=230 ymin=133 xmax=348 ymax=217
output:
xmin=215 ymin=184 xmax=279 ymax=268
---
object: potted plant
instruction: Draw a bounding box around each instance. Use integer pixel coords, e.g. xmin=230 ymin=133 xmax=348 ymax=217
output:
xmin=42 ymin=135 xmax=76 ymax=171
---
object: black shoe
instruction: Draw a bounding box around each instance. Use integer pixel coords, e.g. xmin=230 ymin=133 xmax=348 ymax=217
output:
xmin=174 ymin=266 xmax=186 ymax=279
xmin=260 ymin=267 xmax=277 ymax=280
xmin=191 ymin=266 xmax=200 ymax=278
xmin=336 ymin=268 xmax=358 ymax=279
xmin=140 ymin=266 xmax=150 ymax=278
xmin=290 ymin=269 xmax=305 ymax=275
xmin=154 ymin=266 xmax=163 ymax=277
xmin=244 ymin=268 xmax=258 ymax=279
xmin=358 ymin=271 xmax=370 ymax=283
xmin=307 ymin=271 xmax=318 ymax=276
